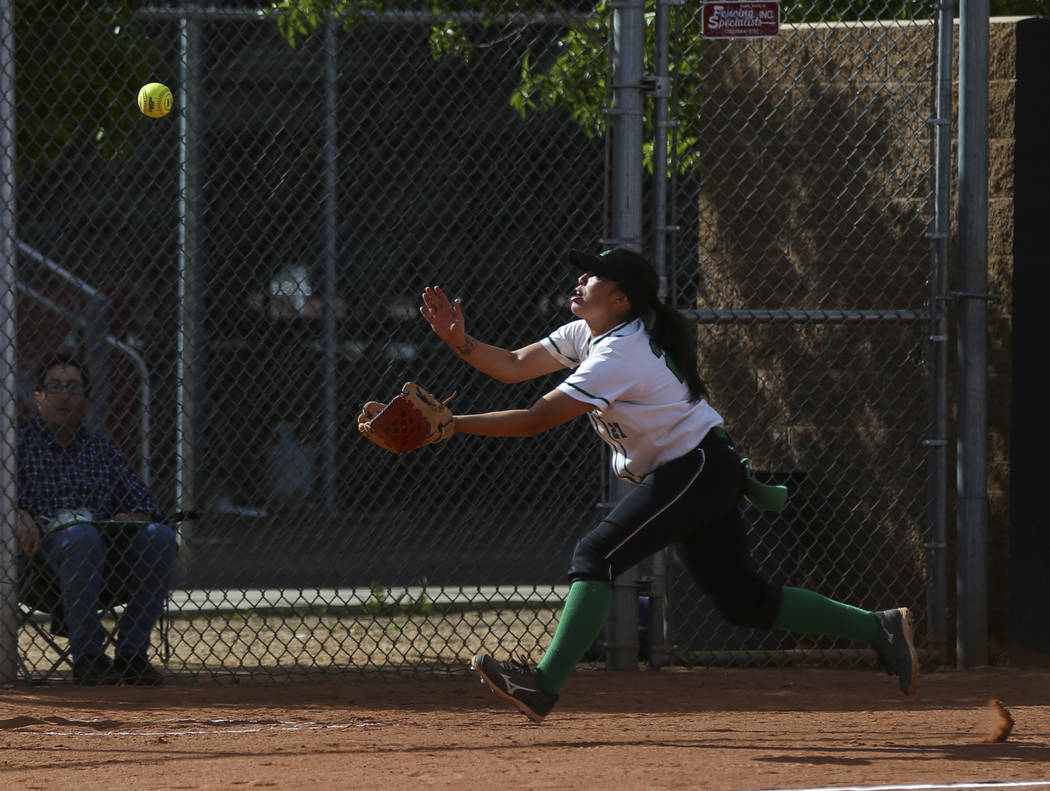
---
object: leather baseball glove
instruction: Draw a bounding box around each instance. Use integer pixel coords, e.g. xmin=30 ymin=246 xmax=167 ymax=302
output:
xmin=357 ymin=382 xmax=456 ymax=453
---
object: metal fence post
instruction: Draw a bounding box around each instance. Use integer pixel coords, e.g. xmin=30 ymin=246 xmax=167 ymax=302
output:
xmin=176 ymin=12 xmax=202 ymax=554
xmin=0 ymin=0 xmax=18 ymax=685
xmin=608 ymin=0 xmax=646 ymax=251
xmin=643 ymin=0 xmax=678 ymax=671
xmin=956 ymin=0 xmax=990 ymax=669
xmin=925 ymin=0 xmax=955 ymax=665
xmin=605 ymin=0 xmax=647 ymax=672
xmin=321 ymin=17 xmax=339 ymax=514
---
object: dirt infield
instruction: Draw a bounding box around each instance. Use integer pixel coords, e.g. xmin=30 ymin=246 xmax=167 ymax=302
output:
xmin=2 ymin=665 xmax=1049 ymax=790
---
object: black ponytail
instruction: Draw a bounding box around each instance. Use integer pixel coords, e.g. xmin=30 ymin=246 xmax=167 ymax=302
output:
xmin=583 ymin=245 xmax=706 ymax=401
xmin=643 ymin=301 xmax=708 ymax=402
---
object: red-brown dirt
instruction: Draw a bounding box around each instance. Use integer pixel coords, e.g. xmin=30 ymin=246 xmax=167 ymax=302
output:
xmin=1 ymin=665 xmax=1049 ymax=790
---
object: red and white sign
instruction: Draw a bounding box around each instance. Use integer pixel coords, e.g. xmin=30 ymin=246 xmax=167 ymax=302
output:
xmin=702 ymin=1 xmax=781 ymax=38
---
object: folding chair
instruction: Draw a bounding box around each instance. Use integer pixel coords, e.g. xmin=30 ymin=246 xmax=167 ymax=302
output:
xmin=16 ymin=555 xmax=126 ymax=684
xmin=16 ymin=512 xmax=192 ymax=683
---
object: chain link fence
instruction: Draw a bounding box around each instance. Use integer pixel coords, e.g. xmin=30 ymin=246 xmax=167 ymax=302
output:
xmin=3 ymin=0 xmax=940 ymax=682
xmin=660 ymin=6 xmax=939 ymax=665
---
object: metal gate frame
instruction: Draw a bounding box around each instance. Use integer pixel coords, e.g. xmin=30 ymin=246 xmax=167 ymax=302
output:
xmin=603 ymin=1 xmax=961 ymax=670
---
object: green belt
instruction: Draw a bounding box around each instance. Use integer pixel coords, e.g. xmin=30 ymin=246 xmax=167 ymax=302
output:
xmin=709 ymin=426 xmax=789 ymax=513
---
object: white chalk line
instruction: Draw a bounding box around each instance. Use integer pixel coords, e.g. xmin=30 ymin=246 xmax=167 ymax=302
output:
xmin=22 ymin=720 xmax=382 ymax=737
xmin=750 ymin=782 xmax=1050 ymax=791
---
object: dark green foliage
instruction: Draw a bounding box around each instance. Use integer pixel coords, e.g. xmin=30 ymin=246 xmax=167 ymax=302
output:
xmin=15 ymin=0 xmax=1048 ymax=177
xmin=15 ymin=0 xmax=168 ymax=171
xmin=990 ymin=0 xmax=1050 ymax=14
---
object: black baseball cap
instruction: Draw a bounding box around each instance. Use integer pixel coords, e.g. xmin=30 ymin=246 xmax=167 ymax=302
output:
xmin=569 ymin=247 xmax=659 ymax=313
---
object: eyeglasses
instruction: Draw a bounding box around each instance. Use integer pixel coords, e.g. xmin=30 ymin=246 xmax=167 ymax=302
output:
xmin=42 ymin=381 xmax=87 ymax=395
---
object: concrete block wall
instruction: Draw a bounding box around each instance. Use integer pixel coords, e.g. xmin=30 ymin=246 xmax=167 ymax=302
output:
xmin=691 ymin=16 xmax=1044 ymax=658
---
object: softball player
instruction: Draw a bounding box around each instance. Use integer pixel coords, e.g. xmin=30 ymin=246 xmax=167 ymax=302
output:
xmin=420 ymin=247 xmax=919 ymax=724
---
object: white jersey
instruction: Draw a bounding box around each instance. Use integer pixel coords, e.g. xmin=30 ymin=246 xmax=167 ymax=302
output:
xmin=541 ymin=318 xmax=724 ymax=483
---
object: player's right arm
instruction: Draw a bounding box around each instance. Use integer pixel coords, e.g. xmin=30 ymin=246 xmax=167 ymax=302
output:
xmin=420 ymin=285 xmax=565 ymax=383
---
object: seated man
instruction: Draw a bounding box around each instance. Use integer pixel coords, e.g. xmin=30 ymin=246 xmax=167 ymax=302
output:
xmin=15 ymin=353 xmax=178 ymax=686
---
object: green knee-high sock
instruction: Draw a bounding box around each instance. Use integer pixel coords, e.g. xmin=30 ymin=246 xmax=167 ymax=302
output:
xmin=774 ymin=586 xmax=880 ymax=644
xmin=536 ymin=580 xmax=613 ymax=695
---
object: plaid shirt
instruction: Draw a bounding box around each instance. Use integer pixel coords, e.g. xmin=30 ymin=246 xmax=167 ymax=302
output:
xmin=17 ymin=417 xmax=161 ymax=524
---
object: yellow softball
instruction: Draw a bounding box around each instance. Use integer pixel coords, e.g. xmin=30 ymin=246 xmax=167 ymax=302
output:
xmin=137 ymin=82 xmax=173 ymax=118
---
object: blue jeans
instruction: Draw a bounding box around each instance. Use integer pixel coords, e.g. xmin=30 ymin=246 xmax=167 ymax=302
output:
xmin=35 ymin=522 xmax=178 ymax=659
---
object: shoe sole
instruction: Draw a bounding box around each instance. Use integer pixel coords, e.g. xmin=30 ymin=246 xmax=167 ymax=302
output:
xmin=469 ymin=656 xmax=547 ymax=724
xmin=897 ymin=607 xmax=921 ymax=698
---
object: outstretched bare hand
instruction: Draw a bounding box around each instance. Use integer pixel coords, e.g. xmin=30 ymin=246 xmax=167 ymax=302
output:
xmin=420 ymin=286 xmax=466 ymax=348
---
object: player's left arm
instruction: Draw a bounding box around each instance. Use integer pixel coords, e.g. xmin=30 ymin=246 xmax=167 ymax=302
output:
xmin=420 ymin=285 xmax=566 ymax=383
xmin=453 ymin=388 xmax=591 ymax=437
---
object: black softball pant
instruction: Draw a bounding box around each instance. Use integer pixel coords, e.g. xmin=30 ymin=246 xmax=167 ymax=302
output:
xmin=566 ymin=428 xmax=783 ymax=630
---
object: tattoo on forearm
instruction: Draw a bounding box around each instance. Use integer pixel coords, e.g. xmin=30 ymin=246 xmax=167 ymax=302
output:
xmin=455 ymin=336 xmax=477 ymax=357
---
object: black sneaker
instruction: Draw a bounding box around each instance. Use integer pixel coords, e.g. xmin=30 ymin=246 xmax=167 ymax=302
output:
xmin=114 ymin=654 xmax=164 ymax=686
xmin=470 ymin=654 xmax=559 ymax=723
xmin=72 ymin=653 xmax=121 ymax=686
xmin=873 ymin=607 xmax=920 ymax=697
